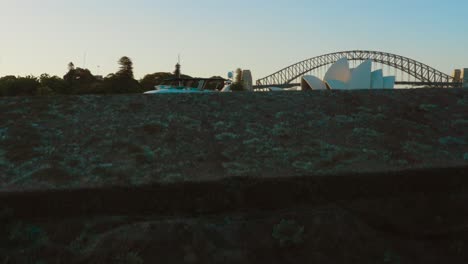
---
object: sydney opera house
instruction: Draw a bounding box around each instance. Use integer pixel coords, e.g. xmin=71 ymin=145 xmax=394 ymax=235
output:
xmin=301 ymin=58 xmax=395 ymax=90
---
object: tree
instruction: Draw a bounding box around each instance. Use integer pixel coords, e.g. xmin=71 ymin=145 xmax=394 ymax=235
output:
xmin=140 ymin=72 xmax=192 ymax=92
xmin=102 ymin=56 xmax=142 ymax=94
xmin=63 ymin=68 xmax=98 ymax=94
xmin=0 ymin=76 xmax=16 ymax=96
xmin=0 ymin=75 xmax=40 ymax=96
xmin=39 ymin=73 xmax=68 ymax=95
xmin=230 ymin=68 xmax=245 ymax=91
xmin=63 ymin=68 xmax=96 ymax=84
xmin=117 ymin=56 xmax=134 ymax=79
xmin=68 ymin=62 xmax=75 ymax=71
xmin=36 ymin=86 xmax=54 ymax=96
xmin=205 ymin=76 xmax=225 ymax=91
xmin=102 ymin=75 xmax=142 ymax=94
xmin=235 ymin=68 xmax=243 ymax=83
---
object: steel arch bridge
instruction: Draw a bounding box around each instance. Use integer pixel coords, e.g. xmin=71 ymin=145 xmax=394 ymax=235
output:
xmin=256 ymin=50 xmax=460 ymax=88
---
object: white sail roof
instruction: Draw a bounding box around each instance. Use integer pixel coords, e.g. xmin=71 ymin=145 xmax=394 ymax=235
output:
xmin=301 ymin=75 xmax=327 ymax=90
xmin=383 ymin=76 xmax=396 ymax=89
xmin=348 ymin=60 xmax=372 ymax=89
xmin=324 ymin=58 xmax=351 ymax=84
xmin=371 ymin=70 xmax=384 ymax=89
xmin=326 ymin=79 xmax=348 ymax=90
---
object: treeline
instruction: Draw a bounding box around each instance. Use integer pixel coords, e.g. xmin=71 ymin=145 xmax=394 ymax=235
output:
xmin=0 ymin=56 xmax=193 ymax=97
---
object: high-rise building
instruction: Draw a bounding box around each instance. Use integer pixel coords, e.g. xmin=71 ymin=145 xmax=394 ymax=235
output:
xmin=452 ymin=69 xmax=461 ymax=82
xmin=241 ymin=70 xmax=253 ymax=91
xmin=463 ymin=68 xmax=468 ymax=88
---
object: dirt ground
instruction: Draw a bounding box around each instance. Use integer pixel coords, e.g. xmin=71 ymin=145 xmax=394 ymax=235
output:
xmin=1 ymin=89 xmax=468 ymax=263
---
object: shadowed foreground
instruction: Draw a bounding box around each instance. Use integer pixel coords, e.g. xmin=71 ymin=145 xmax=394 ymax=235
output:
xmin=1 ymin=89 xmax=467 ymax=263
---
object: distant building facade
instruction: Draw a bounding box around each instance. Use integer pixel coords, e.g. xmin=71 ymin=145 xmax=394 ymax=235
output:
xmin=241 ymin=70 xmax=253 ymax=91
xmin=463 ymin=68 xmax=468 ymax=88
xmin=452 ymin=69 xmax=462 ymax=82
xmin=451 ymin=68 xmax=467 ymax=88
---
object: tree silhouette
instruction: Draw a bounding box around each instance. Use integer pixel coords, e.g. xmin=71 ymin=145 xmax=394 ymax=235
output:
xmin=39 ymin=73 xmax=68 ymax=94
xmin=140 ymin=72 xmax=193 ymax=91
xmin=100 ymin=56 xmax=142 ymax=94
xmin=235 ymin=68 xmax=243 ymax=83
xmin=68 ymin=62 xmax=75 ymax=71
xmin=0 ymin=75 xmax=40 ymax=96
xmin=117 ymin=56 xmax=134 ymax=79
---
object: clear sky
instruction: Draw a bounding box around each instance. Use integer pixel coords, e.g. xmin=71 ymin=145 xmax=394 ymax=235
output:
xmin=0 ymin=0 xmax=467 ymax=81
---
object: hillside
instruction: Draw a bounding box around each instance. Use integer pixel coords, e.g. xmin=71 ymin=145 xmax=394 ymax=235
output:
xmin=1 ymin=89 xmax=467 ymax=191
xmin=1 ymin=89 xmax=468 ymax=263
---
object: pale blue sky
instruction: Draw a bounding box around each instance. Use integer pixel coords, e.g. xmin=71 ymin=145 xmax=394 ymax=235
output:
xmin=0 ymin=0 xmax=467 ymax=80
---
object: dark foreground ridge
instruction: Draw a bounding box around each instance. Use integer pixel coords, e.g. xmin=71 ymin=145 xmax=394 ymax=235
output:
xmin=2 ymin=165 xmax=468 ymax=263
xmin=0 ymin=166 xmax=465 ymax=219
xmin=1 ymin=89 xmax=467 ymax=263
xmin=2 ymin=166 xmax=468 ymax=237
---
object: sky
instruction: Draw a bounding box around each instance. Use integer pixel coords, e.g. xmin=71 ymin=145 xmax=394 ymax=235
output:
xmin=0 ymin=0 xmax=467 ymax=81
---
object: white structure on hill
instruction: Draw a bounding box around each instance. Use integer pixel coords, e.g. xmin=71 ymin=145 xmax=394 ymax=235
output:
xmin=241 ymin=70 xmax=253 ymax=91
xmin=301 ymin=58 xmax=396 ymax=90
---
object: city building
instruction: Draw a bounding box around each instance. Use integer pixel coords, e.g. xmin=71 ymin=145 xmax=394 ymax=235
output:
xmin=463 ymin=68 xmax=468 ymax=88
xmin=241 ymin=70 xmax=253 ymax=91
xmin=452 ymin=69 xmax=462 ymax=82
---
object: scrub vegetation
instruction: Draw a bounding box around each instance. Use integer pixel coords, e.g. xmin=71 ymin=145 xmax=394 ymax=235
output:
xmin=0 ymin=88 xmax=467 ymax=263
xmin=0 ymin=89 xmax=467 ymax=190
xmin=0 ymin=57 xmax=198 ymax=97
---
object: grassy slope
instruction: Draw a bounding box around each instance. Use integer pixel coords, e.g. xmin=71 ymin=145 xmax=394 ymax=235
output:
xmin=1 ymin=89 xmax=468 ymax=263
xmin=0 ymin=89 xmax=467 ymax=191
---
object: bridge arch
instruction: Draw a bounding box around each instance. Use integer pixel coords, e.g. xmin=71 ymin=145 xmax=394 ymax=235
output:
xmin=256 ymin=50 xmax=457 ymax=88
